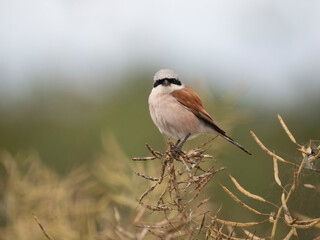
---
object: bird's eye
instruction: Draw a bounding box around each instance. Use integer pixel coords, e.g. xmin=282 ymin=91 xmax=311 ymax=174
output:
xmin=153 ymin=80 xmax=163 ymax=88
xmin=168 ymin=79 xmax=182 ymax=86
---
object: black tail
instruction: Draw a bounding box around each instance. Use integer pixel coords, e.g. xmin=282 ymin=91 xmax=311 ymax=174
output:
xmin=220 ymin=134 xmax=252 ymax=155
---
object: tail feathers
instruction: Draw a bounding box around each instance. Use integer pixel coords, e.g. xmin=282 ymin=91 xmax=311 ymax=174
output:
xmin=220 ymin=134 xmax=252 ymax=155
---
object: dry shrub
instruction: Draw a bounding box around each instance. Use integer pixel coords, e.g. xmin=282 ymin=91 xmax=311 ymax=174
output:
xmin=110 ymin=114 xmax=319 ymax=239
xmin=1 ymin=114 xmax=319 ymax=239
xmin=131 ymin=138 xmax=226 ymax=239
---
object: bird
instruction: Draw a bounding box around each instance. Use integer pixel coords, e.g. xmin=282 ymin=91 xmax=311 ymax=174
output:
xmin=148 ymin=69 xmax=252 ymax=155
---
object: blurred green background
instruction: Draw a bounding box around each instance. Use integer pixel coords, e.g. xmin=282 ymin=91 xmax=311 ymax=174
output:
xmin=1 ymin=0 xmax=320 ymax=239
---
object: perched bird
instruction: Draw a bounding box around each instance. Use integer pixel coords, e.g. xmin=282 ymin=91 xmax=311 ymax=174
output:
xmin=148 ymin=69 xmax=252 ymax=155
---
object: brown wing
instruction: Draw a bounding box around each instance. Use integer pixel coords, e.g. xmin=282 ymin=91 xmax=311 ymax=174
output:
xmin=171 ymin=85 xmax=226 ymax=135
xmin=172 ymin=85 xmax=252 ymax=155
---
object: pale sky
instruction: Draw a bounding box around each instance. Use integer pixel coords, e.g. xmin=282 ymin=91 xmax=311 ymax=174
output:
xmin=0 ymin=0 xmax=320 ymax=104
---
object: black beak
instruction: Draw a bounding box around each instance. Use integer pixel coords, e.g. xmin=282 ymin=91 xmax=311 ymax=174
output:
xmin=163 ymin=79 xmax=170 ymax=86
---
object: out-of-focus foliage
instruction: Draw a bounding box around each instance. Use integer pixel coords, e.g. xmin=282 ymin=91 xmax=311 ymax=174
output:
xmin=0 ymin=73 xmax=319 ymax=238
xmin=0 ymin=137 xmax=138 ymax=239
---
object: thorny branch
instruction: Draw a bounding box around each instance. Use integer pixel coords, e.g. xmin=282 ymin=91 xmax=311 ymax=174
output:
xmin=132 ymin=138 xmax=228 ymax=239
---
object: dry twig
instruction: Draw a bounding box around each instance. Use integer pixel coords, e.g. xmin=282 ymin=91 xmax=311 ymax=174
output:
xmin=32 ymin=213 xmax=54 ymax=240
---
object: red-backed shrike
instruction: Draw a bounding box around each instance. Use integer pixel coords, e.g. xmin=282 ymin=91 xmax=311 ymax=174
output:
xmin=148 ymin=69 xmax=252 ymax=155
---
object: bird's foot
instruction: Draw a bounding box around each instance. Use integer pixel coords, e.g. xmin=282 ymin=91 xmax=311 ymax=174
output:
xmin=170 ymin=144 xmax=183 ymax=155
xmin=170 ymin=133 xmax=191 ymax=155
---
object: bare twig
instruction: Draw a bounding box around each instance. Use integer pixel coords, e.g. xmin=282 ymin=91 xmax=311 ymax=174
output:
xmin=32 ymin=213 xmax=54 ymax=240
xmin=277 ymin=114 xmax=301 ymax=147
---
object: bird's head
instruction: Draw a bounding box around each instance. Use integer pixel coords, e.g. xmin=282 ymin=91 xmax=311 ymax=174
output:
xmin=153 ymin=69 xmax=182 ymax=89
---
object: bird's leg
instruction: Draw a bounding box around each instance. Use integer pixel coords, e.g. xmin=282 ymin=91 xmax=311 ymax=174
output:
xmin=173 ymin=133 xmax=191 ymax=152
xmin=178 ymin=133 xmax=191 ymax=149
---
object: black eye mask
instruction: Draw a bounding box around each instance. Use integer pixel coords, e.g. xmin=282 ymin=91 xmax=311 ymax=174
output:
xmin=154 ymin=78 xmax=182 ymax=88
